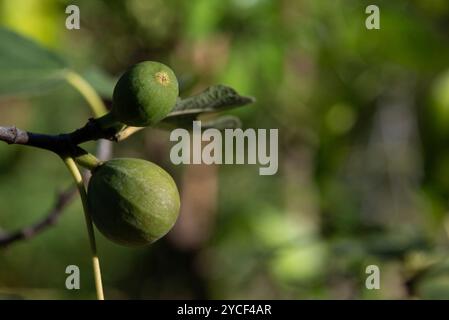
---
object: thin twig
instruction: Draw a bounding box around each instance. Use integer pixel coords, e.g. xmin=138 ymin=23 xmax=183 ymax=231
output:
xmin=0 ymin=187 xmax=77 ymax=248
xmin=0 ymin=138 xmax=113 ymax=249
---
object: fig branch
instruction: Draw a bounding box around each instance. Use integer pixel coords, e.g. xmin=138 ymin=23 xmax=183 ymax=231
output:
xmin=0 ymin=122 xmax=112 ymax=168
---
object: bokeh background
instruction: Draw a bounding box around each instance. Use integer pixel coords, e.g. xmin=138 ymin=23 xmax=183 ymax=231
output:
xmin=1 ymin=0 xmax=449 ymax=299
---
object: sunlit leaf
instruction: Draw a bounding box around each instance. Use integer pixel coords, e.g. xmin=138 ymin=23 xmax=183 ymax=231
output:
xmin=159 ymin=85 xmax=254 ymax=130
xmin=170 ymin=85 xmax=255 ymax=115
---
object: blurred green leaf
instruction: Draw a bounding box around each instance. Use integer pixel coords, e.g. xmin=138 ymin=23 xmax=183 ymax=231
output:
xmin=81 ymin=67 xmax=117 ymax=100
xmin=416 ymin=275 xmax=449 ymax=299
xmin=158 ymin=114 xmax=243 ymax=131
xmin=0 ymin=27 xmax=67 ymax=97
xmin=202 ymin=115 xmax=242 ymax=130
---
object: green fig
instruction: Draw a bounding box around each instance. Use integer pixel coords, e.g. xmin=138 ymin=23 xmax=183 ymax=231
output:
xmin=111 ymin=61 xmax=179 ymax=127
xmin=87 ymin=158 xmax=180 ymax=246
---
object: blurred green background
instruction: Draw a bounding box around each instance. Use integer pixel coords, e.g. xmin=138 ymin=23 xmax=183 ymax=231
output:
xmin=2 ymin=0 xmax=449 ymax=299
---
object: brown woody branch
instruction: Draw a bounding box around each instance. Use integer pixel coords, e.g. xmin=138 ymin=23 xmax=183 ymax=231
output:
xmin=0 ymin=118 xmax=118 ymax=154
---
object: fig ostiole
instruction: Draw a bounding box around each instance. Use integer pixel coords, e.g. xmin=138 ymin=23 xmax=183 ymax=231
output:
xmin=87 ymin=158 xmax=180 ymax=247
xmin=95 ymin=61 xmax=179 ymax=130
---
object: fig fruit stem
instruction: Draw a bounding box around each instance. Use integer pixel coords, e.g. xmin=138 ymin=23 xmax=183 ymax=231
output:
xmin=64 ymin=70 xmax=108 ymax=118
xmin=74 ymin=152 xmax=103 ymax=170
xmin=114 ymin=126 xmax=144 ymax=141
xmin=63 ymin=156 xmax=105 ymax=300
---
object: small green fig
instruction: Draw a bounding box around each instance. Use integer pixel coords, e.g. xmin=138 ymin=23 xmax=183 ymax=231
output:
xmin=87 ymin=158 xmax=180 ymax=246
xmin=111 ymin=61 xmax=179 ymax=127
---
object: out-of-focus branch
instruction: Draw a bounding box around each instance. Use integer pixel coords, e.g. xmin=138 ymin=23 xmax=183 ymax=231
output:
xmin=0 ymin=187 xmax=76 ymax=248
xmin=0 ymin=135 xmax=113 ymax=249
xmin=96 ymin=139 xmax=113 ymax=161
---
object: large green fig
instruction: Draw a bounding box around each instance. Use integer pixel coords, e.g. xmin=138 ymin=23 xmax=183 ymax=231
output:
xmin=111 ymin=61 xmax=179 ymax=126
xmin=87 ymin=158 xmax=180 ymax=246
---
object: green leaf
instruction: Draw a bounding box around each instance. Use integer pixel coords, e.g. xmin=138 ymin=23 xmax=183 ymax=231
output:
xmin=159 ymin=114 xmax=242 ymax=131
xmin=0 ymin=27 xmax=68 ymax=97
xmin=81 ymin=67 xmax=117 ymax=100
xmin=202 ymin=115 xmax=242 ymax=130
xmin=160 ymin=85 xmax=254 ymax=130
xmin=158 ymin=113 xmax=197 ymax=130
xmin=170 ymin=84 xmax=255 ymax=116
